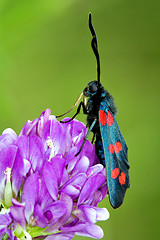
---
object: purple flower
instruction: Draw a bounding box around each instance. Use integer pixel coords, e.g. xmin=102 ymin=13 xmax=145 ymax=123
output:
xmin=0 ymin=109 xmax=109 ymax=239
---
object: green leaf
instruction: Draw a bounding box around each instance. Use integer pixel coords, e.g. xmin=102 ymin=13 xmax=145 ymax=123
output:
xmin=27 ymin=225 xmax=61 ymax=238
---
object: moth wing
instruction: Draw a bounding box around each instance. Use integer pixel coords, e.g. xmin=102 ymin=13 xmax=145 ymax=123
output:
xmin=99 ymin=104 xmax=130 ymax=208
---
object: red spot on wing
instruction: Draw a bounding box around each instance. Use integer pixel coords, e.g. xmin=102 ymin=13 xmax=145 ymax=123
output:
xmin=99 ymin=110 xmax=107 ymax=125
xmin=109 ymin=144 xmax=114 ymax=154
xmin=107 ymin=111 xmax=113 ymax=126
xmin=119 ymin=172 xmax=126 ymax=185
xmin=111 ymin=169 xmax=126 ymax=185
xmin=111 ymin=168 xmax=119 ymax=179
xmin=114 ymin=142 xmax=122 ymax=154
xmin=109 ymin=142 xmax=122 ymax=154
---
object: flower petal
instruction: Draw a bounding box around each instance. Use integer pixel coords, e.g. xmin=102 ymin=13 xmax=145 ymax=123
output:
xmin=19 ymin=109 xmax=51 ymax=137
xmin=46 ymin=232 xmax=74 ymax=240
xmin=78 ymin=205 xmax=109 ymax=223
xmin=60 ymin=173 xmax=87 ymax=199
xmin=20 ymin=119 xmax=38 ymax=136
xmin=0 ymin=146 xmax=17 ymax=202
xmin=0 ymin=128 xmax=17 ymax=151
xmin=0 ymin=213 xmax=12 ymax=235
xmin=22 ymin=173 xmax=39 ymax=222
xmin=87 ymin=164 xmax=104 ymax=177
xmin=50 ymin=156 xmax=66 ymax=187
xmin=43 ymin=162 xmax=58 ymax=201
xmin=38 ymin=177 xmax=53 ymax=209
xmin=76 ymin=223 xmax=104 ymax=239
xmin=34 ymin=203 xmax=47 ymax=228
xmin=77 ymin=173 xmax=106 ymax=206
xmin=46 ymin=193 xmax=73 ymax=233
xmin=10 ymin=198 xmax=26 ymax=229
xmin=81 ymin=140 xmax=98 ymax=166
xmin=71 ymin=156 xmax=89 ymax=176
xmin=37 ymin=108 xmax=51 ymax=138
xmin=29 ymin=135 xmax=44 ymax=172
xmin=12 ymin=137 xmax=27 ymax=196
xmin=43 ymin=117 xmax=67 ymax=156
xmin=61 ymin=222 xmax=104 ymax=239
xmin=91 ymin=184 xmax=108 ymax=207
xmin=43 ymin=201 xmax=67 ymax=226
xmin=61 ymin=118 xmax=87 ymax=143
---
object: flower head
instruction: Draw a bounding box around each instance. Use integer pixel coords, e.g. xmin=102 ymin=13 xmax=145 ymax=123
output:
xmin=0 ymin=109 xmax=109 ymax=240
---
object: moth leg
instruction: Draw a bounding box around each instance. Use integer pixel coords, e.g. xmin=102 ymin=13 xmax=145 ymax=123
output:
xmin=75 ymin=118 xmax=97 ymax=156
xmin=56 ymin=91 xmax=83 ymax=118
xmin=61 ymin=101 xmax=86 ymax=123
xmin=91 ymin=132 xmax=96 ymax=144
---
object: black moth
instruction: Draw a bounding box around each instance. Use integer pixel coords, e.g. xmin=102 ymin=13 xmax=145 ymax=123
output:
xmin=57 ymin=13 xmax=130 ymax=209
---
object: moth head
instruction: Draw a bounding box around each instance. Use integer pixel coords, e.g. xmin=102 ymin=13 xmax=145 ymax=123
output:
xmin=83 ymin=80 xmax=100 ymax=97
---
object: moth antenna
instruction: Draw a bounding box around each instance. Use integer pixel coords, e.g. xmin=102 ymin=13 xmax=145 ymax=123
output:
xmin=89 ymin=12 xmax=100 ymax=83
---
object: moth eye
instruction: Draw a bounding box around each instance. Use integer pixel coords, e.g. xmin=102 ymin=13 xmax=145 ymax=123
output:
xmin=89 ymin=84 xmax=98 ymax=93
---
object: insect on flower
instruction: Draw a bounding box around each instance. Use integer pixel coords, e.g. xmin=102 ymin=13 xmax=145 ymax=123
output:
xmin=57 ymin=13 xmax=130 ymax=209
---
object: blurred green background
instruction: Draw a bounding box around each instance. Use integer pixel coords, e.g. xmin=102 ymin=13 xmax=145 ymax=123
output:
xmin=0 ymin=0 xmax=159 ymax=239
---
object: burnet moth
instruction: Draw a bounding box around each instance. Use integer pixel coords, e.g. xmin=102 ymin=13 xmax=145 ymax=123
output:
xmin=57 ymin=13 xmax=130 ymax=208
